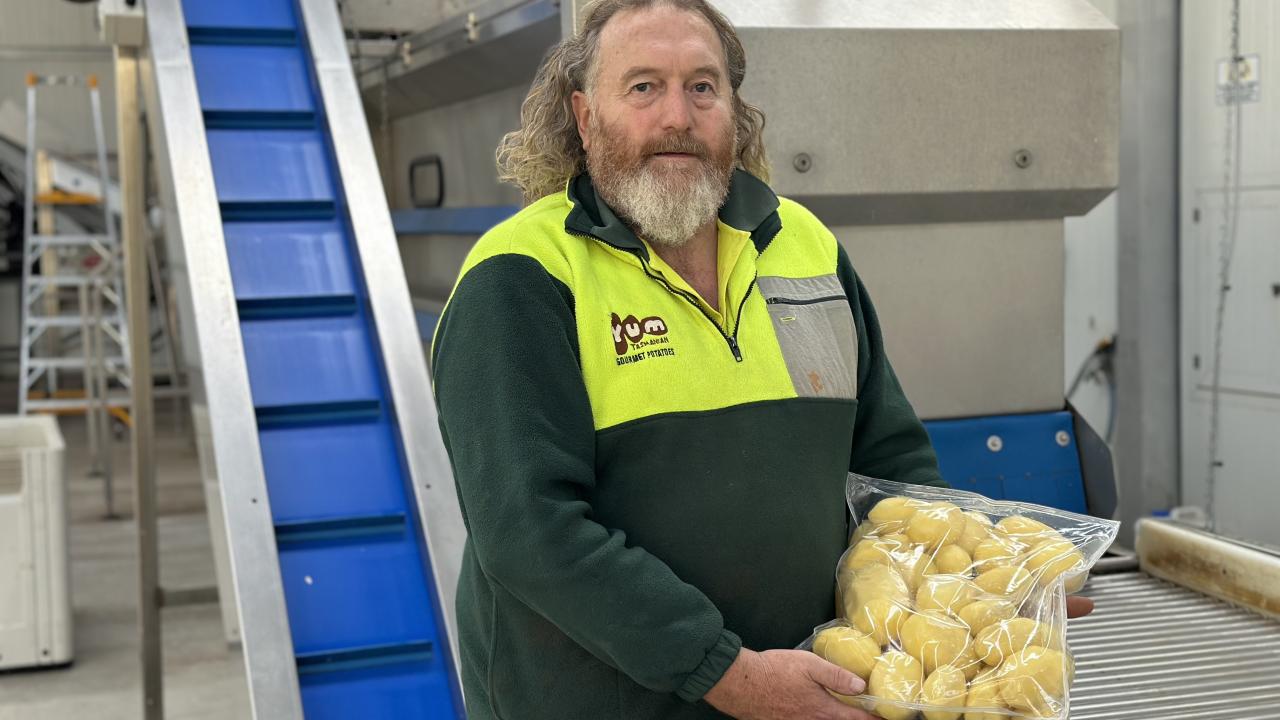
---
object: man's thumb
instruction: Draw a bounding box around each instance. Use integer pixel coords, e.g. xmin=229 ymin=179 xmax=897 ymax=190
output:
xmin=807 ymin=655 xmax=867 ymax=696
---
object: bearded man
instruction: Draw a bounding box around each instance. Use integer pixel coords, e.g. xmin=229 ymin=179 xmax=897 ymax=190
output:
xmin=430 ymin=1 xmax=1085 ymax=718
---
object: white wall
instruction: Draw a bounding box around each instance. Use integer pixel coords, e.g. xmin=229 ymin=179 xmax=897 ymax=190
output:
xmin=1179 ymin=0 xmax=1280 ymax=546
xmin=0 ymin=1 xmax=115 ymax=156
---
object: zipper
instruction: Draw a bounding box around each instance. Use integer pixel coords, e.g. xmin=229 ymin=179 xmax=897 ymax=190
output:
xmin=567 ymin=226 xmax=757 ymax=362
xmin=638 ymin=256 xmax=753 ymax=363
xmin=765 ymin=295 xmax=845 ymax=306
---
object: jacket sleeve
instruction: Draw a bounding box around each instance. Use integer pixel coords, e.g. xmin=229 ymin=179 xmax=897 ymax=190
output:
xmin=836 ymin=245 xmax=949 ymax=488
xmin=430 ymin=252 xmax=740 ymax=702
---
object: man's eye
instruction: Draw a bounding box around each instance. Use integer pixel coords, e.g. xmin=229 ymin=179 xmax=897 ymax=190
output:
xmin=633 ymin=82 xmax=652 ymax=93
xmin=693 ymin=82 xmax=713 ymax=93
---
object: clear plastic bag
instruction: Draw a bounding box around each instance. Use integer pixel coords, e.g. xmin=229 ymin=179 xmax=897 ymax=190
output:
xmin=802 ymin=474 xmax=1119 ymax=720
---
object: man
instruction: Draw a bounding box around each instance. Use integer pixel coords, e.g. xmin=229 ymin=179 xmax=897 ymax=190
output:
xmin=431 ymin=1 xmax=1089 ymax=718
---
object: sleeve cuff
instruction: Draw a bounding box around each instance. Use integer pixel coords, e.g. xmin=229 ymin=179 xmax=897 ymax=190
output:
xmin=675 ymin=628 xmax=743 ymax=703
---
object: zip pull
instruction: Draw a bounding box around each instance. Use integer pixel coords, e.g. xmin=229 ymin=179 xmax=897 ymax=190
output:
xmin=728 ymin=336 xmax=743 ymax=362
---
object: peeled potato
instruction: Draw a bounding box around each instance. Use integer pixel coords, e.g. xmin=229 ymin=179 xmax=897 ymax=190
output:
xmin=971 ymin=536 xmax=1024 ymax=571
xmin=907 ymin=502 xmax=968 ymax=549
xmin=964 ymin=668 xmax=1008 ymax=720
xmin=916 ymin=575 xmax=981 ymax=614
xmin=841 ymin=538 xmax=901 ymax=575
xmin=935 ymin=544 xmax=974 ymax=576
xmin=957 ymin=512 xmax=994 ymax=554
xmin=956 ymin=598 xmax=1018 ymax=636
xmin=975 ymin=565 xmax=1035 ymax=601
xmin=922 ymin=665 xmax=967 ymax=720
xmin=995 ymin=515 xmax=1057 ymax=541
xmin=851 ymin=596 xmax=909 ymax=646
xmin=813 ymin=625 xmax=881 ymax=680
xmin=998 ymin=645 xmax=1072 ymax=716
xmin=974 ymin=618 xmax=1056 ymax=666
xmin=953 ymin=641 xmax=984 ymax=681
xmin=900 ymin=611 xmax=972 ymax=674
xmin=868 ymin=650 xmax=924 ymax=720
xmin=869 ymin=497 xmax=928 ymax=527
xmin=850 ymin=563 xmax=911 ymax=606
xmin=898 ymin=549 xmax=939 ymax=594
xmin=1023 ymin=538 xmax=1086 ymax=590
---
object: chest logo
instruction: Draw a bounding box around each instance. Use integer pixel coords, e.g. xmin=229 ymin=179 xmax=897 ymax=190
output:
xmin=610 ymin=313 xmax=675 ymax=364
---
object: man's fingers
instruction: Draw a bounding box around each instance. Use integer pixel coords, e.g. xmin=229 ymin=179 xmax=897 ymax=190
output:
xmin=1067 ymin=594 xmax=1095 ymax=619
xmin=803 ymin=653 xmax=866 ymax=696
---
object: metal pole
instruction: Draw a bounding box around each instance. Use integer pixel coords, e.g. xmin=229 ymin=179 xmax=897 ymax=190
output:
xmin=117 ymin=46 xmax=162 ymax=719
xmin=91 ymin=279 xmax=116 ymax=518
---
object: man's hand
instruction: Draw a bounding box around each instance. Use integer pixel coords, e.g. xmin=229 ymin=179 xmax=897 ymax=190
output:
xmin=704 ymin=648 xmax=878 ymax=720
xmin=1067 ymin=595 xmax=1095 ymax=619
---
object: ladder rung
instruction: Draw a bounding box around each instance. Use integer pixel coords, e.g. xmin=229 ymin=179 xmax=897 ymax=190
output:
xmin=28 ymin=356 xmax=126 ymax=369
xmin=26 ymin=395 xmax=132 ymax=411
xmin=35 ymin=190 xmax=101 ymax=206
xmin=29 ymin=234 xmax=112 ymax=247
xmin=26 ymin=276 xmax=121 ymax=288
xmin=25 ymin=315 xmax=102 ymax=328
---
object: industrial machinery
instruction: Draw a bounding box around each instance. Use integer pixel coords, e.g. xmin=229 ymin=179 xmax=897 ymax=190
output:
xmin=128 ymin=0 xmax=1280 ymax=717
xmin=141 ymin=0 xmax=464 ymax=716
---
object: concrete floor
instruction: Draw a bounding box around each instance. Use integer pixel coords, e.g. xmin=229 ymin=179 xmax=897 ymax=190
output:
xmin=0 ymin=409 xmax=251 ymax=719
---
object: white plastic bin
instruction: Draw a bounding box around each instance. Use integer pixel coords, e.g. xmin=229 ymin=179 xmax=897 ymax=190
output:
xmin=0 ymin=415 xmax=72 ymax=669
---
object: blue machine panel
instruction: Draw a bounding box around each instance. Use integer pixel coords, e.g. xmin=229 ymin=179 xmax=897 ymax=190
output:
xmin=224 ymin=221 xmax=355 ymax=301
xmin=207 ymin=129 xmax=335 ymax=203
xmin=183 ymin=0 xmax=296 ymax=33
xmin=299 ymin=661 xmax=457 ymax=720
xmin=192 ymin=45 xmax=313 ymax=114
xmin=259 ymin=420 xmax=408 ymax=524
xmin=240 ymin=316 xmax=382 ymax=409
xmin=924 ymin=411 xmax=1088 ymax=514
xmin=184 ymin=0 xmax=462 ymax=714
xmin=278 ymin=533 xmax=439 ymax=655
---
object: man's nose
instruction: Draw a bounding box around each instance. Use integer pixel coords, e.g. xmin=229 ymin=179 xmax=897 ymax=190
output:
xmin=657 ymin=88 xmax=693 ymax=133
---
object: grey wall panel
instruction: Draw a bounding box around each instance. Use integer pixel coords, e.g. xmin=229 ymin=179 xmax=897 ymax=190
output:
xmin=837 ymin=220 xmax=1065 ymax=420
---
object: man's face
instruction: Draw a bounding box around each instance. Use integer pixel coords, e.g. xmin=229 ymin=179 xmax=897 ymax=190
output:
xmin=572 ymin=5 xmax=738 ymax=247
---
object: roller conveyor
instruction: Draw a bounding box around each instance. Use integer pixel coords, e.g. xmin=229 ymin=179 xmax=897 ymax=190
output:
xmin=1069 ymin=531 xmax=1280 ymax=719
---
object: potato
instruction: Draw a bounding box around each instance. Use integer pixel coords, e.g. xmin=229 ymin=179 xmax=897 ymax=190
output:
xmin=957 ymin=513 xmax=994 ymax=555
xmin=921 ymin=665 xmax=967 ymax=720
xmin=934 ymin=544 xmax=974 ymax=576
xmin=956 ymin=599 xmax=1018 ymax=636
xmin=869 ymin=497 xmax=928 ymax=527
xmin=995 ymin=515 xmax=1057 ymax=541
xmin=851 ymin=596 xmax=909 ymax=646
xmin=850 ymin=563 xmax=911 ymax=606
xmin=974 ymin=618 xmax=1056 ymax=666
xmin=883 ymin=532 xmax=913 ymax=548
xmin=916 ymin=575 xmax=981 ymax=614
xmin=974 ymin=565 xmax=1035 ymax=601
xmin=868 ymin=650 xmax=924 ymax=720
xmin=900 ymin=610 xmax=972 ymax=674
xmin=907 ymin=502 xmax=968 ymax=549
xmin=851 ymin=521 xmax=879 ymax=546
xmin=898 ymin=549 xmax=940 ymax=594
xmin=813 ymin=625 xmax=881 ymax=680
xmin=1023 ymin=538 xmax=1086 ymax=590
xmin=971 ymin=536 xmax=1024 ymax=570
xmin=964 ymin=669 xmax=1008 ymax=720
xmin=840 ymin=538 xmax=901 ymax=575
xmin=953 ymin=642 xmax=984 ymax=681
xmin=998 ymin=645 xmax=1072 ymax=716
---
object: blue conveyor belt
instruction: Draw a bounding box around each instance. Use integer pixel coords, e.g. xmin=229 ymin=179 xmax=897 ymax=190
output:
xmin=182 ymin=0 xmax=461 ymax=715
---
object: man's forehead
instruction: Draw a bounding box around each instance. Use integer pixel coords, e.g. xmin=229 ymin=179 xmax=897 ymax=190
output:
xmin=596 ymin=5 xmax=727 ymax=79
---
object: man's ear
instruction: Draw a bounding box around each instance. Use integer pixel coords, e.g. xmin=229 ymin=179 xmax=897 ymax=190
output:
xmin=571 ymin=90 xmax=592 ymax=151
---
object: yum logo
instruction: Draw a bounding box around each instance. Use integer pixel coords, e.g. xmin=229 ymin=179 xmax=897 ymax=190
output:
xmin=611 ymin=312 xmax=668 ymax=355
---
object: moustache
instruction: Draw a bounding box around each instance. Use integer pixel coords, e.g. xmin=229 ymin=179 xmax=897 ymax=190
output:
xmin=642 ymin=135 xmax=709 ymax=159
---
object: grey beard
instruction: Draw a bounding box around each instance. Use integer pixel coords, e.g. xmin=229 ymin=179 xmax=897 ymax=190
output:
xmin=602 ymin=161 xmax=730 ymax=248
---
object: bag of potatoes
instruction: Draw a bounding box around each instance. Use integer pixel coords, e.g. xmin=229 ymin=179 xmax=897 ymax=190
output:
xmin=806 ymin=474 xmax=1119 ymax=720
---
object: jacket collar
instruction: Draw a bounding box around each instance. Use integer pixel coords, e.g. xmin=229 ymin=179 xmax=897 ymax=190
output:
xmin=564 ymin=168 xmax=783 ymax=259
